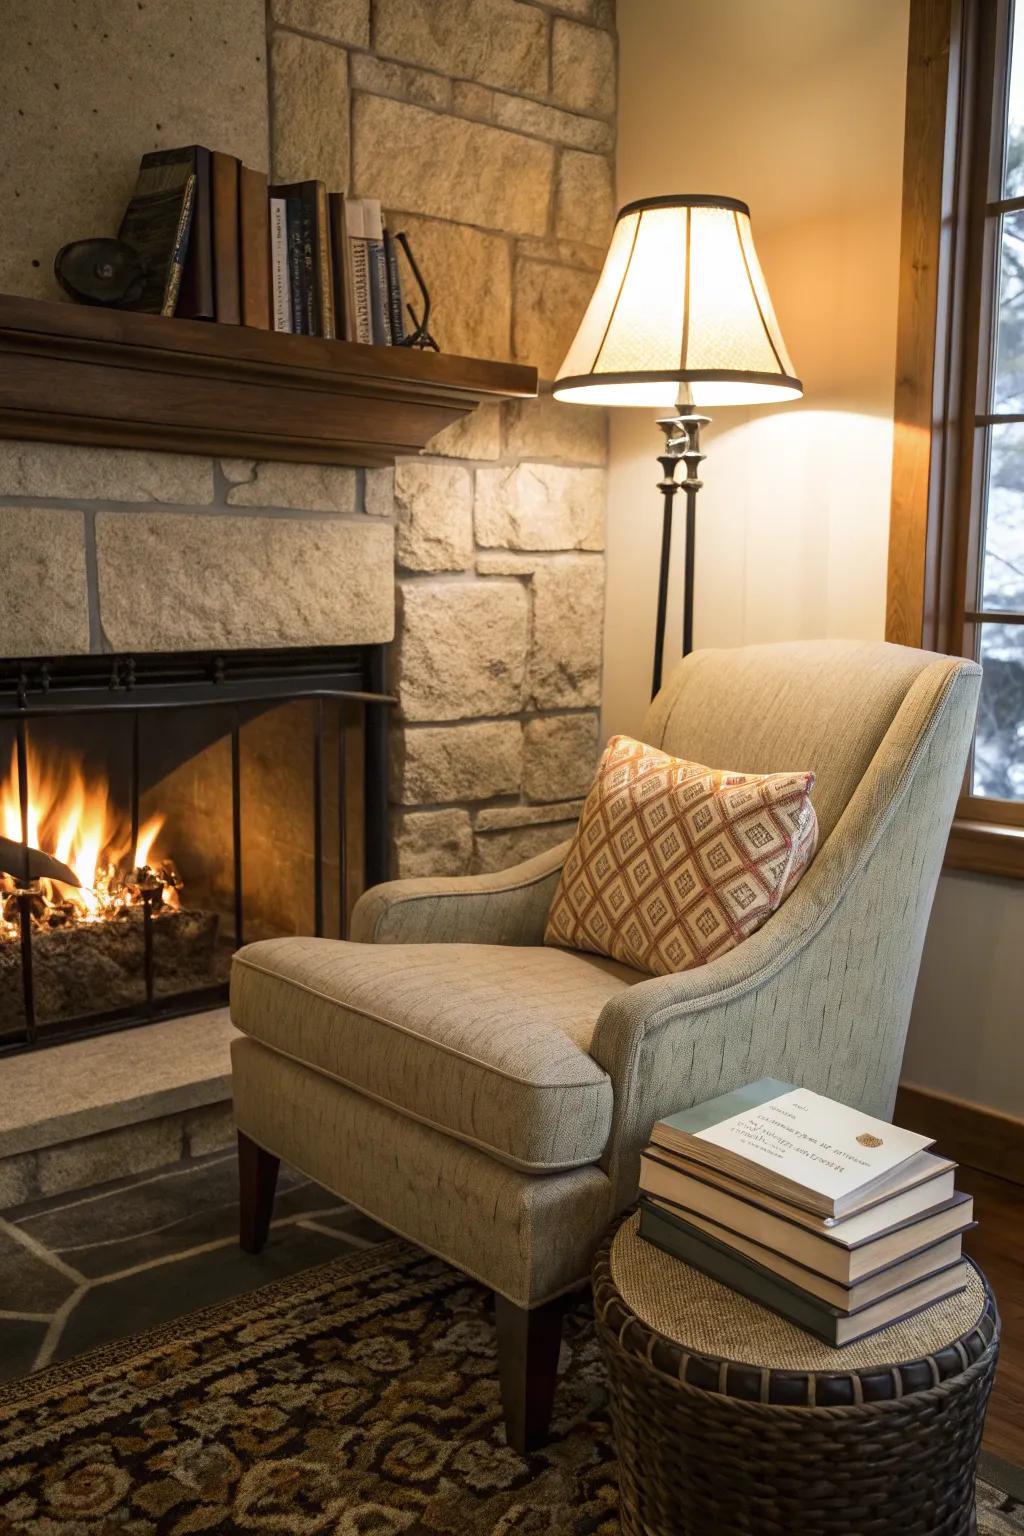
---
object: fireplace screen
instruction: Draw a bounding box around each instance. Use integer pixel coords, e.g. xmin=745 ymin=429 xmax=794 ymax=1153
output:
xmin=0 ymin=647 xmax=389 ymax=1053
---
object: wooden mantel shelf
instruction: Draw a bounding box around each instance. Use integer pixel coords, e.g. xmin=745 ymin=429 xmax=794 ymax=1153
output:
xmin=0 ymin=294 xmax=537 ymax=467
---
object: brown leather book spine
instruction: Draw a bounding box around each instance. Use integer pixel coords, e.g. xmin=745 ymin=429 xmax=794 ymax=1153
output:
xmin=211 ymin=152 xmax=241 ymax=325
xmin=239 ymin=166 xmax=270 ymax=329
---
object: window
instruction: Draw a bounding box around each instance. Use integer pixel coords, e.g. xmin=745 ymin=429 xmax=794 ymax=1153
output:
xmin=889 ymin=0 xmax=1024 ymax=877
xmin=963 ymin=0 xmax=1024 ymax=810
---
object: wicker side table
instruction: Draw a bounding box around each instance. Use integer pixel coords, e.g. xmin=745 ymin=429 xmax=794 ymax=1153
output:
xmin=593 ymin=1213 xmax=1000 ymax=1536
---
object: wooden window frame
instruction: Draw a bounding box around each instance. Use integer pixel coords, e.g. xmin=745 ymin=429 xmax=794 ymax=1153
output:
xmin=888 ymin=0 xmax=1024 ymax=879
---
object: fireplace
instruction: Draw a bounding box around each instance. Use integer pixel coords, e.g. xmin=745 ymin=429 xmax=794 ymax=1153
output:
xmin=0 ymin=646 xmax=389 ymax=1054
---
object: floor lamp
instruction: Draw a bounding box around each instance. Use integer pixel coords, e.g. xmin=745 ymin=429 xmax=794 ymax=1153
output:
xmin=553 ymin=194 xmax=802 ymax=697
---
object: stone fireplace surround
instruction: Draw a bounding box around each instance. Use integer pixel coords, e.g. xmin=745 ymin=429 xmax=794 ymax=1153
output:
xmin=0 ymin=0 xmax=617 ymax=1202
xmin=2 ymin=0 xmax=617 ymax=882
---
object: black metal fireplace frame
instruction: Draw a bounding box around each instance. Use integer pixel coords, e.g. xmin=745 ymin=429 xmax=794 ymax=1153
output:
xmin=0 ymin=644 xmax=391 ymax=1055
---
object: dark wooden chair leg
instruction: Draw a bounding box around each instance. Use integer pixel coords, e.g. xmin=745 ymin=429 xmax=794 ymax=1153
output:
xmin=238 ymin=1130 xmax=280 ymax=1254
xmin=494 ymin=1293 xmax=565 ymax=1455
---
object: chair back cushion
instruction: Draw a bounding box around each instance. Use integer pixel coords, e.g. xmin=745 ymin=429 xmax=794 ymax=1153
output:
xmin=641 ymin=640 xmax=946 ymax=843
xmin=545 ymin=735 xmax=818 ymax=976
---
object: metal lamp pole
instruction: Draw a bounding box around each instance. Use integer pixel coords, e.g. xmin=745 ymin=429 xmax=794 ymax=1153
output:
xmin=650 ymin=396 xmax=710 ymax=698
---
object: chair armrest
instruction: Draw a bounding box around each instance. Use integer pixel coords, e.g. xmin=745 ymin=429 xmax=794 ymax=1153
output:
xmin=350 ymin=839 xmax=571 ymax=946
xmin=590 ymin=656 xmax=982 ymax=1209
xmin=590 ymin=871 xmax=831 ymax=1206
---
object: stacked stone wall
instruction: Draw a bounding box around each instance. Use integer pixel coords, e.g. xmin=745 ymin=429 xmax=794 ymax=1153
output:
xmin=0 ymin=0 xmax=617 ymax=876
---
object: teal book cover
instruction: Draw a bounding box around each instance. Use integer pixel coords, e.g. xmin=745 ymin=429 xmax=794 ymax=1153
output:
xmin=656 ymin=1078 xmax=793 ymax=1138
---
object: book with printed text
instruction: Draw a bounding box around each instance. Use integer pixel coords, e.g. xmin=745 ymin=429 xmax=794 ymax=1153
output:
xmin=652 ymin=1079 xmax=934 ymax=1219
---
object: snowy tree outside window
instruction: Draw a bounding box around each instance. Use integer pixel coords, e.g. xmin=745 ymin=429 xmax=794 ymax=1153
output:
xmin=971 ymin=10 xmax=1024 ymax=802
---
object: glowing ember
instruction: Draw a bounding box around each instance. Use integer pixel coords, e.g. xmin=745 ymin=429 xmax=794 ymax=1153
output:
xmin=0 ymin=743 xmax=182 ymax=936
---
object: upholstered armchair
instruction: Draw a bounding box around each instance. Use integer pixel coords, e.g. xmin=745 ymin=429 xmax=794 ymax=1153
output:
xmin=230 ymin=639 xmax=980 ymax=1452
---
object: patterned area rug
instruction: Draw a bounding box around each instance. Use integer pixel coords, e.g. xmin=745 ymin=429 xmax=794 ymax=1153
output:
xmin=0 ymin=1239 xmax=1019 ymax=1535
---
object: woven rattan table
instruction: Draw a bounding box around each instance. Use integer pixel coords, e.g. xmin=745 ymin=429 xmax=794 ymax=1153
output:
xmin=593 ymin=1213 xmax=1000 ymax=1536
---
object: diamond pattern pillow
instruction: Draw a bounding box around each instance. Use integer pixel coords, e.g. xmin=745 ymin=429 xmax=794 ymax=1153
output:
xmin=544 ymin=735 xmax=818 ymax=977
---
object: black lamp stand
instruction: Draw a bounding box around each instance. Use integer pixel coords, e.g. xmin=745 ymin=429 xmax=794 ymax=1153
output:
xmin=650 ymin=396 xmax=711 ymax=698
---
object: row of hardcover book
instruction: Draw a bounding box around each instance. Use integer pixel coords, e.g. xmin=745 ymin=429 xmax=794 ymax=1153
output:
xmin=640 ymin=1079 xmax=973 ymax=1346
xmin=118 ymin=145 xmax=407 ymax=344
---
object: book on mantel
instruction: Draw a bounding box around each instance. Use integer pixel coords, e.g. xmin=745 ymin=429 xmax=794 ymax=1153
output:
xmin=638 ymin=1079 xmax=973 ymax=1347
xmin=117 ymin=148 xmax=199 ymax=316
xmin=116 ymin=146 xmax=408 ymax=343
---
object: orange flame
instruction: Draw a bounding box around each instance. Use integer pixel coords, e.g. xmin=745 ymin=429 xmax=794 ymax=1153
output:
xmin=0 ymin=743 xmax=172 ymax=923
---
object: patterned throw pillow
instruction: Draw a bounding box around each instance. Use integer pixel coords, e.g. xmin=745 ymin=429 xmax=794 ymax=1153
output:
xmin=544 ymin=735 xmax=818 ymax=977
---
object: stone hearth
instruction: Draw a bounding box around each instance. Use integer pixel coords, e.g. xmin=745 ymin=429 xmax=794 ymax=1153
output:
xmin=0 ymin=1012 xmax=236 ymax=1209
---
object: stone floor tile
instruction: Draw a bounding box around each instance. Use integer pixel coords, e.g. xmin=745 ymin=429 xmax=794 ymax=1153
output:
xmin=17 ymin=1156 xmax=341 ymax=1280
xmin=53 ymin=1225 xmax=359 ymax=1363
xmin=0 ymin=1153 xmax=388 ymax=1383
xmin=300 ymin=1207 xmax=395 ymax=1245
xmin=0 ymin=1318 xmax=51 ymax=1382
xmin=0 ymin=1222 xmax=79 ymax=1310
xmin=15 ymin=1152 xmax=238 ymax=1248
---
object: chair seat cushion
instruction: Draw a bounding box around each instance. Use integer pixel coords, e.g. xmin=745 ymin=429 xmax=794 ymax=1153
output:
xmin=230 ymin=938 xmax=644 ymax=1172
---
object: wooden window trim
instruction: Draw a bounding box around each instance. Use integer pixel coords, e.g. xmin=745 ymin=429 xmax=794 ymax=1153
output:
xmin=946 ymin=815 xmax=1024 ymax=874
xmin=888 ymin=0 xmax=1024 ymax=877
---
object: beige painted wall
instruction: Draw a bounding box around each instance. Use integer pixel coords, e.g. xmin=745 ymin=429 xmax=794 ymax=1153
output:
xmin=609 ymin=0 xmax=1022 ymax=1121
xmin=901 ymin=873 xmax=1024 ymax=1120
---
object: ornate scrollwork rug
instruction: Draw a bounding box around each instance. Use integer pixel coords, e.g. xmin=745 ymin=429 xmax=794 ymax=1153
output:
xmin=0 ymin=1239 xmax=1019 ymax=1534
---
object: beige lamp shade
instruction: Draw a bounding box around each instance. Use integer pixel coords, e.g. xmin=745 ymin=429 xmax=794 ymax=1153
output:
xmin=553 ymin=194 xmax=802 ymax=408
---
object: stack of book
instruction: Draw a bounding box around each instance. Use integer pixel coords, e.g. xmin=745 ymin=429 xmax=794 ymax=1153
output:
xmin=117 ymin=146 xmax=405 ymax=344
xmin=639 ymin=1079 xmax=974 ymax=1346
xmin=269 ymin=186 xmax=404 ymax=344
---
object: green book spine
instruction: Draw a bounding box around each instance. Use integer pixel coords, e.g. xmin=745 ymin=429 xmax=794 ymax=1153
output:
xmin=639 ymin=1200 xmax=847 ymax=1344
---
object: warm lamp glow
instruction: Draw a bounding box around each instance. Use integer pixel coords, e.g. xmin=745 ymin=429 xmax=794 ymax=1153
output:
xmin=553 ymin=195 xmax=802 ymax=407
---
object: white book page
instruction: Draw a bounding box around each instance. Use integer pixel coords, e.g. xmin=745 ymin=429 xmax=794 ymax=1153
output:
xmin=694 ymin=1088 xmax=931 ymax=1201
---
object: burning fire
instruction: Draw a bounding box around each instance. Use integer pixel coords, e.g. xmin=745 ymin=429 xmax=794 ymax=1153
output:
xmin=0 ymin=743 xmax=182 ymax=935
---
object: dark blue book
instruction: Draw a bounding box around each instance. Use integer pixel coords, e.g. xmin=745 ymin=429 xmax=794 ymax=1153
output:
xmin=271 ymin=182 xmax=334 ymax=337
xmin=284 ymin=196 xmax=307 ymax=335
xmin=383 ymin=227 xmax=406 ymax=344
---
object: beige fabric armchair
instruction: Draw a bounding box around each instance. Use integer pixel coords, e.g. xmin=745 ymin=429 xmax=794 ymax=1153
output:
xmin=230 ymin=639 xmax=981 ymax=1451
